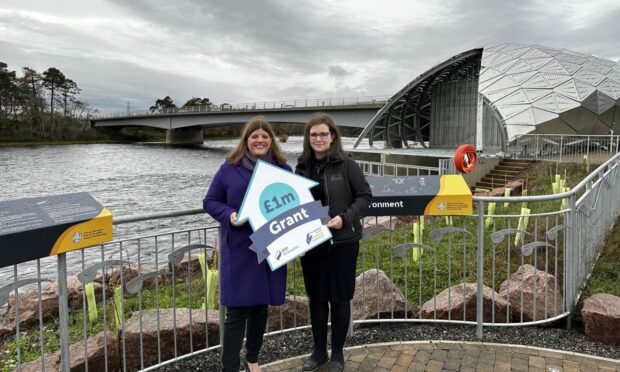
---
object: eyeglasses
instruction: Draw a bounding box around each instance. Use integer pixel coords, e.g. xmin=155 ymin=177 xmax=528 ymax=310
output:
xmin=309 ymin=132 xmax=331 ymax=139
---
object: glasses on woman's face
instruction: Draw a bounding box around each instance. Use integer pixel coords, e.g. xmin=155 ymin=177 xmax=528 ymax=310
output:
xmin=309 ymin=132 xmax=331 ymax=139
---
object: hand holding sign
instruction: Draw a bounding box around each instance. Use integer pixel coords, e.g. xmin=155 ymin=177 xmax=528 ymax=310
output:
xmin=236 ymin=160 xmax=332 ymax=270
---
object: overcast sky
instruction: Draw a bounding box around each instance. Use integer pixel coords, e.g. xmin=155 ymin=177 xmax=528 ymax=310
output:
xmin=1 ymin=0 xmax=619 ymax=114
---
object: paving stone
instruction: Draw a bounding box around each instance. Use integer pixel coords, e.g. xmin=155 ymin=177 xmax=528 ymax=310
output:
xmin=413 ymin=350 xmax=431 ymax=364
xmin=377 ymin=356 xmax=397 ymax=369
xmin=529 ymin=355 xmax=547 ymax=368
xmin=493 ymin=362 xmax=511 ymax=371
xmin=424 ymin=359 xmax=443 ymax=372
xmin=563 ymin=360 xmax=582 ymax=372
xmin=460 ymin=354 xmax=479 ymax=368
xmin=395 ymin=352 xmax=414 ymax=367
xmin=478 ymin=350 xmax=495 ymax=364
xmin=475 ymin=363 xmax=493 ymax=372
xmin=407 ymin=361 xmax=426 ymax=372
xmin=430 ymin=349 xmax=448 ymax=362
xmin=443 ymin=357 xmax=461 ymax=371
xmin=366 ymin=352 xmax=384 ymax=360
xmin=348 ymin=353 xmax=366 ymax=363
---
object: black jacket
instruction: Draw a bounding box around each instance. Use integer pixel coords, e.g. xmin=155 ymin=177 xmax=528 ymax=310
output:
xmin=296 ymin=153 xmax=372 ymax=245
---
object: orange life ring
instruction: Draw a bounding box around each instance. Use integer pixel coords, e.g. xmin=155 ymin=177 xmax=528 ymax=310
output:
xmin=454 ymin=144 xmax=477 ymax=174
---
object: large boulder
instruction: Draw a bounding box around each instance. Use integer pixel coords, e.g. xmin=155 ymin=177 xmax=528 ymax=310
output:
xmin=168 ymin=254 xmax=204 ymax=279
xmin=420 ymin=283 xmax=511 ymax=322
xmin=582 ymin=293 xmax=620 ymax=345
xmin=122 ymin=308 xmax=219 ymax=371
xmin=44 ymin=274 xmax=105 ymax=310
xmin=498 ymin=264 xmax=563 ymax=322
xmin=352 ymin=269 xmax=413 ymax=320
xmin=267 ymin=295 xmax=309 ymax=332
xmin=0 ymin=290 xmax=58 ymax=337
xmin=20 ymin=331 xmax=120 ymax=372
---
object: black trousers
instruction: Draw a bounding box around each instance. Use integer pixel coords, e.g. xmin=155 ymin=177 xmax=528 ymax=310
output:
xmin=221 ymin=305 xmax=268 ymax=372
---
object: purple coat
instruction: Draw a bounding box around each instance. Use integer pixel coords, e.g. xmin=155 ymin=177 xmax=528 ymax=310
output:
xmin=203 ymin=161 xmax=289 ymax=307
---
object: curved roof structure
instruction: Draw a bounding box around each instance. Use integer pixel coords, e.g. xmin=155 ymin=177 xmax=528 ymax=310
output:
xmin=355 ymin=44 xmax=620 ymax=151
xmin=481 ymin=44 xmax=620 ymax=140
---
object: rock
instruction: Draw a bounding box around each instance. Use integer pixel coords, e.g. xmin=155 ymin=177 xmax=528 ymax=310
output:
xmin=122 ymin=308 xmax=219 ymax=371
xmin=267 ymin=295 xmax=309 ymax=332
xmin=108 ymin=264 xmax=159 ymax=292
xmin=0 ymin=290 xmax=58 ymax=337
xmin=499 ymin=264 xmax=563 ymax=322
xmin=168 ymin=254 xmax=203 ymax=279
xmin=362 ymin=216 xmax=392 ymax=229
xmin=582 ymin=293 xmax=620 ymax=345
xmin=420 ymin=283 xmax=511 ymax=322
xmin=44 ymin=275 xmax=104 ymax=310
xmin=20 ymin=331 xmax=120 ymax=372
xmin=352 ymin=269 xmax=413 ymax=320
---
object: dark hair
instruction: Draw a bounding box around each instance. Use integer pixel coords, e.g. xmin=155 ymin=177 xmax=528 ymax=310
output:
xmin=226 ymin=116 xmax=286 ymax=165
xmin=298 ymin=112 xmax=344 ymax=162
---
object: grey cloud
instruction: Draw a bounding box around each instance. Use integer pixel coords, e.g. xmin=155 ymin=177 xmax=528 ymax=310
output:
xmin=108 ymin=0 xmax=388 ymax=73
xmin=328 ymin=65 xmax=349 ymax=78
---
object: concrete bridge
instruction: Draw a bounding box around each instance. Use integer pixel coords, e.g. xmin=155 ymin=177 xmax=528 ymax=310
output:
xmin=90 ymin=97 xmax=387 ymax=144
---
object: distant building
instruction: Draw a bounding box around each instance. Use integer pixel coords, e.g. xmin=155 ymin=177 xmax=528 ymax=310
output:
xmin=354 ymin=44 xmax=620 ymax=153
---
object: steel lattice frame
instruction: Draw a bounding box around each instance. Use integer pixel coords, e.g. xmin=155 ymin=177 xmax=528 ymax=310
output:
xmin=354 ymin=48 xmax=483 ymax=149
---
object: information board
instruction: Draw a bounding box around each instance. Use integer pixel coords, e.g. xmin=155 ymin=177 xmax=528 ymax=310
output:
xmin=366 ymin=175 xmax=472 ymax=216
xmin=0 ymin=192 xmax=112 ymax=267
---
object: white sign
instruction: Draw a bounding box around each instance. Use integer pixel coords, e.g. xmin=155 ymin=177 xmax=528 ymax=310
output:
xmin=236 ymin=160 xmax=332 ymax=270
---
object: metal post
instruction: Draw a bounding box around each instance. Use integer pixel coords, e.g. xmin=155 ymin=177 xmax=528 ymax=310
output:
xmin=565 ymin=194 xmax=576 ymax=330
xmin=58 ymin=253 xmax=70 ymax=372
xmin=476 ymin=199 xmax=485 ymax=339
xmin=347 ymin=300 xmax=354 ymax=337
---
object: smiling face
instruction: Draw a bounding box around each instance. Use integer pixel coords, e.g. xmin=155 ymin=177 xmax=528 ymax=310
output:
xmin=309 ymin=123 xmax=333 ymax=159
xmin=247 ymin=128 xmax=272 ymax=159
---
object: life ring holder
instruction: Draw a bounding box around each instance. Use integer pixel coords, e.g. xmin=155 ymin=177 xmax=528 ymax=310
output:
xmin=454 ymin=144 xmax=477 ymax=174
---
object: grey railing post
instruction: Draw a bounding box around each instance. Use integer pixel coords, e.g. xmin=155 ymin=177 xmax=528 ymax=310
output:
xmin=476 ymin=200 xmax=485 ymax=339
xmin=565 ymin=193 xmax=576 ymax=330
xmin=58 ymin=253 xmax=70 ymax=372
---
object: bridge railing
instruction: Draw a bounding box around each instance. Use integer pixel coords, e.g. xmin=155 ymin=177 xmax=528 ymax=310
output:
xmin=2 ymin=153 xmax=620 ymax=371
xmin=95 ymin=95 xmax=389 ymax=119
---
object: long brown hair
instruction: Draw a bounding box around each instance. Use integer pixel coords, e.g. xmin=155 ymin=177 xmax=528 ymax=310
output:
xmin=298 ymin=112 xmax=344 ymax=162
xmin=226 ymin=116 xmax=287 ymax=165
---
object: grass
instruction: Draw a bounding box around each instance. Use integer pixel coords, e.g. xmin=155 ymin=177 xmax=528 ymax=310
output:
xmin=2 ymin=159 xmax=619 ymax=370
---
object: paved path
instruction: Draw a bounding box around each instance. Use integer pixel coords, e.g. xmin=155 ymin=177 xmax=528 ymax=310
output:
xmin=261 ymin=341 xmax=620 ymax=371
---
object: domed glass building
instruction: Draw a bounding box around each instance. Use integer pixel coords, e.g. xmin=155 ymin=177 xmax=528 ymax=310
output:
xmin=354 ymin=44 xmax=620 ymax=154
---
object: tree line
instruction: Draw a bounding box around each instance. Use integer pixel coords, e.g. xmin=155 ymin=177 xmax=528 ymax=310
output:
xmin=0 ymin=62 xmax=106 ymax=142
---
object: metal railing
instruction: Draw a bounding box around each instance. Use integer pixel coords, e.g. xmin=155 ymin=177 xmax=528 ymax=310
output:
xmin=95 ymin=96 xmax=389 ymax=119
xmin=2 ymin=153 xmax=620 ymax=371
xmin=356 ymin=160 xmax=440 ymax=176
xmin=507 ymin=134 xmax=620 ymax=163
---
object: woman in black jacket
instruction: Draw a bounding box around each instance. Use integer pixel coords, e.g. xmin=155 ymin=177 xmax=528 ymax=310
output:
xmin=295 ymin=112 xmax=372 ymax=372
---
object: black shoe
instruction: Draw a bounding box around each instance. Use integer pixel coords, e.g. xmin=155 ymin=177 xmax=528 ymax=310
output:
xmin=301 ymin=353 xmax=328 ymax=371
xmin=329 ymin=360 xmax=344 ymax=372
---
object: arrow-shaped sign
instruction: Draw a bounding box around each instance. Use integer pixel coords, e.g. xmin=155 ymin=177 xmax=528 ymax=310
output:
xmin=236 ymin=160 xmax=332 ymax=270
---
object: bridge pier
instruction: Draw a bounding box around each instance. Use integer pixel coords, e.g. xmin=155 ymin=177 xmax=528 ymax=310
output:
xmin=166 ymin=128 xmax=203 ymax=145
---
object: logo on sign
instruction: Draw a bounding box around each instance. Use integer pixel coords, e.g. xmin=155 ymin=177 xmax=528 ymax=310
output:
xmin=72 ymin=232 xmax=82 ymax=244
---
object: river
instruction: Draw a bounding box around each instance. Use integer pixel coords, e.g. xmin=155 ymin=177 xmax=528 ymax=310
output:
xmin=0 ymin=137 xmax=363 ymax=283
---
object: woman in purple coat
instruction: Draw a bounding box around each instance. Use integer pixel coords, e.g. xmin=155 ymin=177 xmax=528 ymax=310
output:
xmin=203 ymin=116 xmax=290 ymax=372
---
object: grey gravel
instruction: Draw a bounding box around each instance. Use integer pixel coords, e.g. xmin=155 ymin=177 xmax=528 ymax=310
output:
xmin=154 ymin=320 xmax=620 ymax=371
